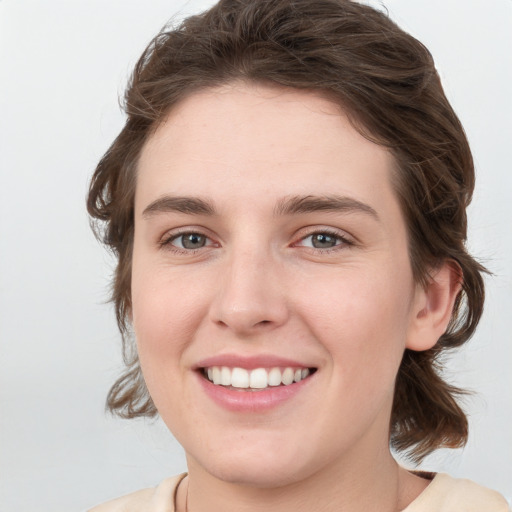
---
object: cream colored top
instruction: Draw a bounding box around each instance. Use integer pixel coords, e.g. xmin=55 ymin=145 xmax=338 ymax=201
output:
xmin=88 ymin=472 xmax=510 ymax=511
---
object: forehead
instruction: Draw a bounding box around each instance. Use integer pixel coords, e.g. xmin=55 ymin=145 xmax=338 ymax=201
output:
xmin=136 ymin=82 xmax=399 ymax=219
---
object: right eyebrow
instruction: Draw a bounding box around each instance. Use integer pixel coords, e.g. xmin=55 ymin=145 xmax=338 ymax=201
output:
xmin=142 ymin=196 xmax=216 ymax=218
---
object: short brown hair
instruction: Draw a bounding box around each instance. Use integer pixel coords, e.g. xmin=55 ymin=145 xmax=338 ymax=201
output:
xmin=88 ymin=0 xmax=487 ymax=463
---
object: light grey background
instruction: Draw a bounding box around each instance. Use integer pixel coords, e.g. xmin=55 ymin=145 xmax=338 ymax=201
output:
xmin=1 ymin=1 xmax=511 ymax=510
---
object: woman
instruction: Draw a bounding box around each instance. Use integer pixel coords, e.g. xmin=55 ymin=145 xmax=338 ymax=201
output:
xmin=87 ymin=0 xmax=509 ymax=510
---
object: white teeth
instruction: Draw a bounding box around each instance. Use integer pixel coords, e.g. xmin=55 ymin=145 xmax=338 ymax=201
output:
xmin=220 ymin=366 xmax=231 ymax=386
xmin=212 ymin=366 xmax=221 ymax=385
xmin=249 ymin=368 xmax=268 ymax=389
xmin=204 ymin=366 xmax=313 ymax=389
xmin=281 ymin=367 xmax=294 ymax=385
xmin=231 ymin=367 xmax=249 ymax=388
xmin=268 ymin=367 xmax=282 ymax=386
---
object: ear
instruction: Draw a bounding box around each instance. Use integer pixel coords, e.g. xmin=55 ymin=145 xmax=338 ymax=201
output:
xmin=406 ymin=260 xmax=462 ymax=351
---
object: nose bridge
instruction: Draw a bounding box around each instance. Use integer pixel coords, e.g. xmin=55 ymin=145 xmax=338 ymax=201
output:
xmin=210 ymin=237 xmax=288 ymax=334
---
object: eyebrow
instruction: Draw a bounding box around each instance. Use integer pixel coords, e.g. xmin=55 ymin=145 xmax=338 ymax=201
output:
xmin=141 ymin=194 xmax=379 ymax=221
xmin=142 ymin=196 xmax=216 ymax=218
xmin=274 ymin=195 xmax=379 ymax=220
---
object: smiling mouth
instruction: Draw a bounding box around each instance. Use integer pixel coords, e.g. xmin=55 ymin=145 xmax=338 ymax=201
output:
xmin=201 ymin=366 xmax=317 ymax=391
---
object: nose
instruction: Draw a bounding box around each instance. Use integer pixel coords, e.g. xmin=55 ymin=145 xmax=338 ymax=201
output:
xmin=209 ymin=245 xmax=289 ymax=336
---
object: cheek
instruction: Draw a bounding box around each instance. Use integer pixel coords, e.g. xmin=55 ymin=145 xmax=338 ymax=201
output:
xmin=130 ymin=263 xmax=209 ymax=373
xmin=130 ymin=269 xmax=207 ymax=423
xmin=297 ymin=266 xmax=413 ymax=383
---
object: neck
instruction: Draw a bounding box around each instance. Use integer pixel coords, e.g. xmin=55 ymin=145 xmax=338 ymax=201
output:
xmin=180 ymin=446 xmax=417 ymax=512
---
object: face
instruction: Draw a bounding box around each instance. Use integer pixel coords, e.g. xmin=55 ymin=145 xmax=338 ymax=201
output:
xmin=132 ymin=83 xmax=423 ymax=487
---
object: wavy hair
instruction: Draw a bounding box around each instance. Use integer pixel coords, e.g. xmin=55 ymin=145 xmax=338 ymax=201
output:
xmin=88 ymin=0 xmax=487 ymax=463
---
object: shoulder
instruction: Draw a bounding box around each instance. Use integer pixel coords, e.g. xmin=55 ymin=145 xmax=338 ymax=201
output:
xmin=405 ymin=473 xmax=510 ymax=512
xmin=87 ymin=473 xmax=187 ymax=512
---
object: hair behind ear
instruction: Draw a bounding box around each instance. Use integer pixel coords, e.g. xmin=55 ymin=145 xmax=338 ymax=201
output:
xmin=391 ymin=348 xmax=470 ymax=464
xmin=391 ymin=258 xmax=485 ymax=462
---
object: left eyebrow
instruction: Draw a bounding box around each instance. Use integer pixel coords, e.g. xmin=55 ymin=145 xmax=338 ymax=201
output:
xmin=274 ymin=195 xmax=379 ymax=221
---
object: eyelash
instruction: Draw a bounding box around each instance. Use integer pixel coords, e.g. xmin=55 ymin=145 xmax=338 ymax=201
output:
xmin=159 ymin=228 xmax=354 ymax=254
xmin=294 ymin=229 xmax=354 ymax=253
xmin=159 ymin=229 xmax=216 ymax=254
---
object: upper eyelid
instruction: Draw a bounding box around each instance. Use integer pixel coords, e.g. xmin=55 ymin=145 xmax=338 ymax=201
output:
xmin=300 ymin=232 xmax=344 ymax=242
xmin=160 ymin=226 xmax=216 ymax=242
xmin=294 ymin=232 xmax=352 ymax=250
xmin=159 ymin=230 xmax=218 ymax=253
xmin=293 ymin=225 xmax=355 ymax=242
xmin=157 ymin=225 xmax=355 ymax=247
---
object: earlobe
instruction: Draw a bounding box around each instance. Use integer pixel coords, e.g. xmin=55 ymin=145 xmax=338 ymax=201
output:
xmin=406 ymin=261 xmax=463 ymax=352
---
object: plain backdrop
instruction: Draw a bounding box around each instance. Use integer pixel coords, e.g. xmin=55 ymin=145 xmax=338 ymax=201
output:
xmin=1 ymin=1 xmax=511 ymax=510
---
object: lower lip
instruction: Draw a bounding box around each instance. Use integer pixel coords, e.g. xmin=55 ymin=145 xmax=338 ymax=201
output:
xmin=196 ymin=372 xmax=314 ymax=412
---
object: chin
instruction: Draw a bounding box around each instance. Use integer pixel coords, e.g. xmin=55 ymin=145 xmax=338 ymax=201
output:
xmin=211 ymin=464 xmax=307 ymax=489
xmin=189 ymin=443 xmax=321 ymax=489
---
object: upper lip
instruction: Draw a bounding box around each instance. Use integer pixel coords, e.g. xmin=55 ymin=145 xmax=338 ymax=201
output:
xmin=194 ymin=354 xmax=316 ymax=370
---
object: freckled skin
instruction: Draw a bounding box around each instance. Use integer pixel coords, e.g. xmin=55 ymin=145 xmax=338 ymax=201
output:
xmin=131 ymin=83 xmax=451 ymax=511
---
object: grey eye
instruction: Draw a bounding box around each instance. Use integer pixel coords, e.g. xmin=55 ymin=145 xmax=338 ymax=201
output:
xmin=178 ymin=233 xmax=207 ymax=249
xmin=310 ymin=233 xmax=339 ymax=248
